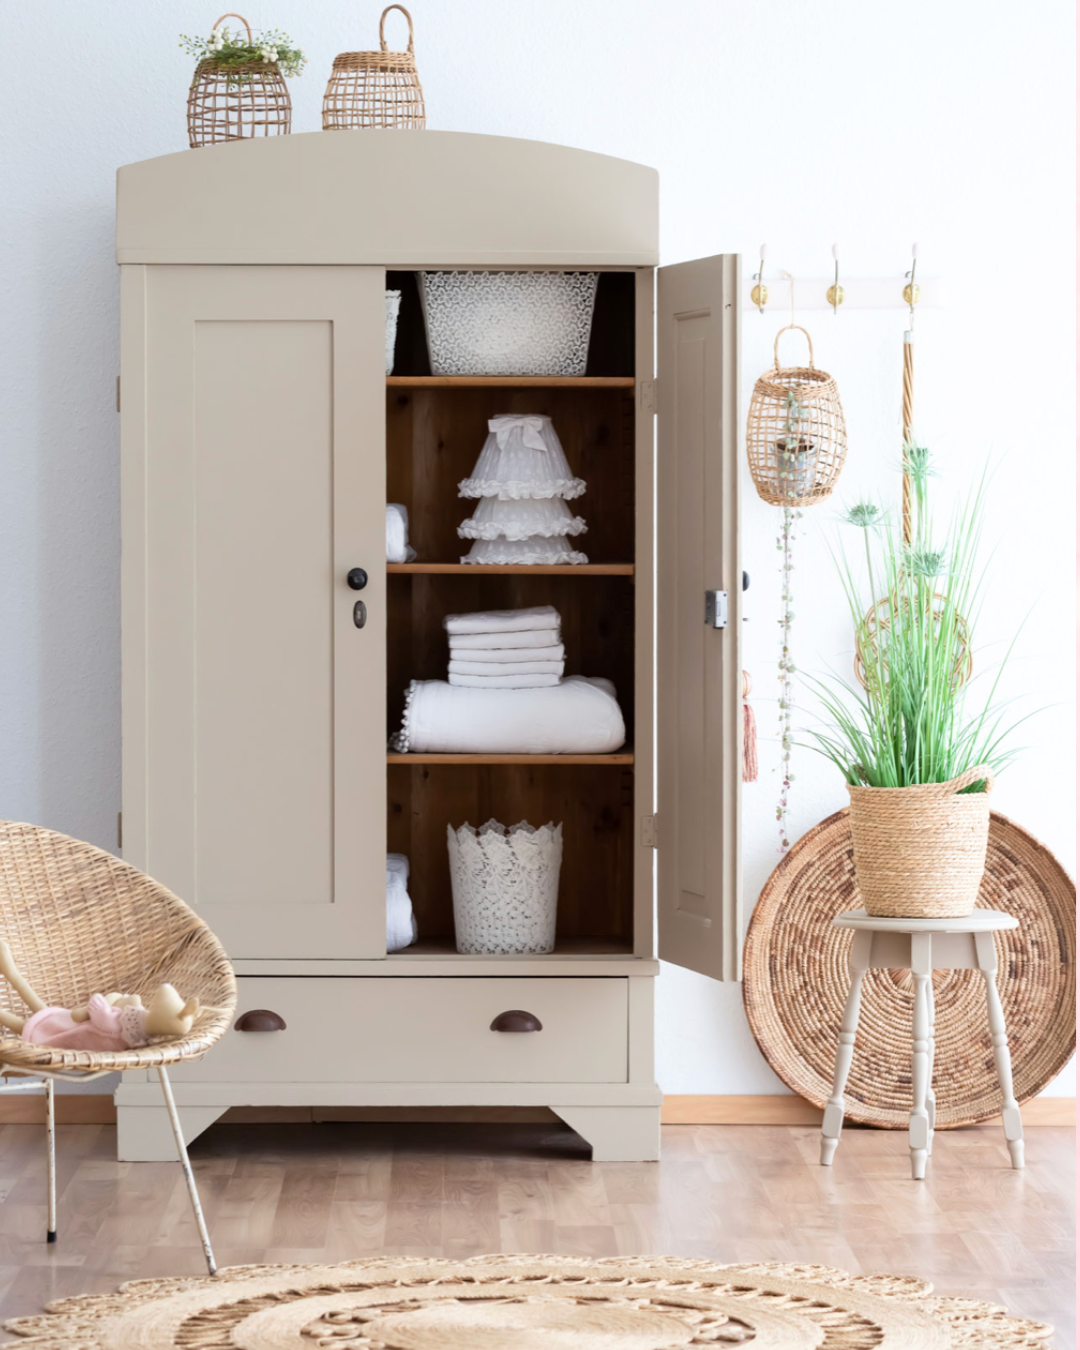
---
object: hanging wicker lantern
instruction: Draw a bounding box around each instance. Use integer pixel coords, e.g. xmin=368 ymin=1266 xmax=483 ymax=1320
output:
xmin=187 ymin=13 xmax=291 ymax=148
xmin=746 ymin=325 xmax=847 ymax=506
xmin=322 ymin=5 xmax=426 ymax=131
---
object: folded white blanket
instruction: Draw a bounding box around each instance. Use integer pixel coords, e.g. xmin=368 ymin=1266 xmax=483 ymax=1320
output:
xmin=447 ymin=642 xmax=565 ymax=664
xmin=393 ymin=676 xmax=626 ymax=755
xmin=444 ymin=605 xmax=560 ymax=636
xmin=386 ymin=504 xmax=416 ymax=564
xmin=448 ymin=672 xmax=561 ymax=689
xmin=449 ymin=657 xmax=564 ymax=676
xmin=450 ymin=629 xmax=561 ymax=651
xmin=386 ymin=853 xmax=418 ymax=952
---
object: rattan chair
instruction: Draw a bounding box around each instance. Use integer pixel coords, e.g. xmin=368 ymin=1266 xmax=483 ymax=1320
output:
xmin=0 ymin=821 xmax=237 ymax=1273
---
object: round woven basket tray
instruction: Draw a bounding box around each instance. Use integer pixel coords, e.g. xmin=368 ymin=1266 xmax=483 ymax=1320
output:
xmin=743 ymin=808 xmax=1075 ymax=1129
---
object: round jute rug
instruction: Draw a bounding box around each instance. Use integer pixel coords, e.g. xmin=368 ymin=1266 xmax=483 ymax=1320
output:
xmin=3 ymin=1254 xmax=1053 ymax=1348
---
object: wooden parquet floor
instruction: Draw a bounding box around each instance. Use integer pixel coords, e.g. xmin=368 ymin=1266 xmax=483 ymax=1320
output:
xmin=0 ymin=1120 xmax=1071 ymax=1346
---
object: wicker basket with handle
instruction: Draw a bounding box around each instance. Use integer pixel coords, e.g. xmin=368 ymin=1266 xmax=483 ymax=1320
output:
xmin=322 ymin=5 xmax=426 ymax=131
xmin=187 ymin=12 xmax=292 ymax=148
xmin=746 ymin=325 xmax=847 ymax=505
xmin=847 ymin=765 xmax=994 ymax=918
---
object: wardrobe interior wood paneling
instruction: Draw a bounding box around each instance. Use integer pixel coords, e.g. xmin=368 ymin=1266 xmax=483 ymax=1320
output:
xmin=388 ymin=763 xmax=636 ymax=952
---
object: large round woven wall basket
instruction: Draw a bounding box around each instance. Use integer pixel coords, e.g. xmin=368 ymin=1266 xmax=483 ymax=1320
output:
xmin=187 ymin=13 xmax=291 ymax=148
xmin=743 ymin=808 xmax=1075 ymax=1129
xmin=746 ymin=325 xmax=847 ymax=505
xmin=323 ymin=4 xmax=426 ymax=130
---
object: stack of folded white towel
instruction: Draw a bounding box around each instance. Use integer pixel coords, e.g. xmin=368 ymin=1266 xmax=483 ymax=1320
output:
xmin=445 ymin=605 xmax=564 ymax=689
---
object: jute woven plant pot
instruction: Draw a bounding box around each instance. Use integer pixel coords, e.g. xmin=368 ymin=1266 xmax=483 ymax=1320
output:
xmin=847 ymin=765 xmax=993 ymax=918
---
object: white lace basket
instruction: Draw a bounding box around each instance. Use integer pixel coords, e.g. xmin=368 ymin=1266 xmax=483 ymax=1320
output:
xmin=385 ymin=290 xmax=402 ymax=374
xmin=447 ymin=819 xmax=562 ymax=954
xmin=419 ymin=272 xmax=599 ymax=376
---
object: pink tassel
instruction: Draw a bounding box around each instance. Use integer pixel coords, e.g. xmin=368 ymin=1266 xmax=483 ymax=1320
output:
xmin=742 ymin=671 xmax=758 ymax=782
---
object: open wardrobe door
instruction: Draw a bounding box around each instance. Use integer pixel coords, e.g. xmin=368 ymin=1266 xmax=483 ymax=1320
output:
xmin=656 ymin=254 xmax=743 ymax=982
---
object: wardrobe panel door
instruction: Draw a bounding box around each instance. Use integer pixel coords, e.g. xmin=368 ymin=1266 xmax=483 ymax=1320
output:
xmin=656 ymin=254 xmax=742 ymax=981
xmin=136 ymin=265 xmax=385 ymax=958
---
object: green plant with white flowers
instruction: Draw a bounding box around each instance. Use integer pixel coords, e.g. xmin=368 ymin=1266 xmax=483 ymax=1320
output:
xmin=180 ymin=23 xmax=306 ymax=81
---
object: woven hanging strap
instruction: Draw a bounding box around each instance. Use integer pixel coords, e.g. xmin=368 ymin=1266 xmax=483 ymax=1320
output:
xmin=380 ymin=4 xmax=415 ymax=52
xmin=773 ymin=324 xmax=815 ymax=372
xmin=211 ymin=12 xmax=253 ymax=41
xmin=902 ymin=332 xmax=914 ymax=544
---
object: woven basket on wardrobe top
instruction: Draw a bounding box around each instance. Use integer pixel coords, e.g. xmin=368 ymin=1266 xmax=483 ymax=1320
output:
xmin=322 ymin=5 xmax=426 ymax=130
xmin=746 ymin=324 xmax=847 ymax=505
xmin=187 ymin=13 xmax=292 ymax=148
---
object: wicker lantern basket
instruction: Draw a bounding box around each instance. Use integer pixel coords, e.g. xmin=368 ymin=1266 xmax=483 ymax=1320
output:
xmin=746 ymin=325 xmax=847 ymax=505
xmin=323 ymin=5 xmax=426 ymax=131
xmin=187 ymin=13 xmax=291 ymax=148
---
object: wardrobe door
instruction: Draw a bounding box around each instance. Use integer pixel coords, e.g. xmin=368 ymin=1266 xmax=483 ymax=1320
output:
xmin=123 ymin=265 xmax=386 ymax=958
xmin=655 ymin=254 xmax=743 ymax=981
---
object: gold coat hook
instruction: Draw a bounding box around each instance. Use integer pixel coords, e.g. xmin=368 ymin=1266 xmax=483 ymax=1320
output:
xmin=826 ymin=243 xmax=844 ymax=313
xmin=750 ymin=244 xmax=769 ymax=313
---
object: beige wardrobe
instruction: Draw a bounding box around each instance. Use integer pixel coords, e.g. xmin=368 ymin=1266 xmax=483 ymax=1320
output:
xmin=115 ymin=131 xmax=741 ymax=1162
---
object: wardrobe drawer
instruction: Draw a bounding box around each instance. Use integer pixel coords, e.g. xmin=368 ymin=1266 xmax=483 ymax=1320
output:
xmin=174 ymin=976 xmax=628 ymax=1084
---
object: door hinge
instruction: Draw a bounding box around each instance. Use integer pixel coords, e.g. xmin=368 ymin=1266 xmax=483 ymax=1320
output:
xmin=116 ymin=811 xmax=123 ymax=849
xmin=115 ymin=376 xmax=121 ymax=412
xmin=639 ymin=377 xmax=657 ymax=414
xmin=640 ymin=814 xmax=658 ymax=848
xmin=705 ymin=589 xmax=728 ymax=629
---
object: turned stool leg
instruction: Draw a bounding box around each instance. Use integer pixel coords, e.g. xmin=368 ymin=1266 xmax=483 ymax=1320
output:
xmin=925 ymin=973 xmax=936 ymax=1152
xmin=909 ymin=933 xmax=932 ymax=1180
xmin=975 ymin=931 xmax=1024 ymax=1170
xmin=820 ymin=930 xmax=872 ymax=1166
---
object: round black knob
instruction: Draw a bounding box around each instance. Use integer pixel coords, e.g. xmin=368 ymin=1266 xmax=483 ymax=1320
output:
xmin=743 ymin=570 xmax=750 ymax=591
xmin=347 ymin=568 xmax=368 ymax=591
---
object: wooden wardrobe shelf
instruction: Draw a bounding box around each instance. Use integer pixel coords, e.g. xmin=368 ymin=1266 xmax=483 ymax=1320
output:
xmin=387 ymin=375 xmax=635 ymax=388
xmin=387 ymin=751 xmax=634 ymax=765
xmin=387 ymin=562 xmax=634 ymax=576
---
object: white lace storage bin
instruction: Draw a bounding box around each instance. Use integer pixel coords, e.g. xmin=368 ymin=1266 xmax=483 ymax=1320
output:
xmin=419 ymin=272 xmax=599 ymax=377
xmin=447 ymin=819 xmax=562 ymax=954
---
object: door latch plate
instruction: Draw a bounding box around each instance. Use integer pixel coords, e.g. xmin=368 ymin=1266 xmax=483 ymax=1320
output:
xmin=705 ymin=590 xmax=728 ymax=629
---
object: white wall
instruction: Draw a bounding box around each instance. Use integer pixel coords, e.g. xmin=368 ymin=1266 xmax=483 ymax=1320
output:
xmin=2 ymin=0 xmax=1073 ymax=1096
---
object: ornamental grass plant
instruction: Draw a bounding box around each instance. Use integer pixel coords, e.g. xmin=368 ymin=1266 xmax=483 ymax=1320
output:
xmin=805 ymin=445 xmax=1023 ymax=793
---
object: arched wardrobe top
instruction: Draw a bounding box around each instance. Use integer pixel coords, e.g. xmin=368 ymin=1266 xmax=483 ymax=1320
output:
xmin=116 ymin=130 xmax=660 ymax=267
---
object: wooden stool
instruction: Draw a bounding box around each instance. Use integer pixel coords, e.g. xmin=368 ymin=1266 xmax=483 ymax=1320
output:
xmin=819 ymin=908 xmax=1024 ymax=1179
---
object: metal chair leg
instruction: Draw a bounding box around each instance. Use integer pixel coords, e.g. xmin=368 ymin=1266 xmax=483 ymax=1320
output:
xmin=157 ymin=1066 xmax=217 ymax=1274
xmin=45 ymin=1079 xmax=56 ymax=1243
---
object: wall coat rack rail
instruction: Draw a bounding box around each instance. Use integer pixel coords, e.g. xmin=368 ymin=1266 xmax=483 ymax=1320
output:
xmin=742 ymin=276 xmax=942 ymax=311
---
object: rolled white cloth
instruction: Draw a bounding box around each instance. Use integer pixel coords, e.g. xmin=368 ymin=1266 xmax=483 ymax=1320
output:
xmin=447 ymin=642 xmax=565 ymax=665
xmin=386 ymin=503 xmax=416 ymax=563
xmin=449 ymin=657 xmax=564 ymax=676
xmin=450 ymin=629 xmax=561 ymax=652
xmin=392 ymin=676 xmax=626 ymax=756
xmin=448 ymin=672 xmax=561 ymax=689
xmin=386 ymin=853 xmax=418 ymax=952
xmin=444 ymin=605 xmax=561 ymax=636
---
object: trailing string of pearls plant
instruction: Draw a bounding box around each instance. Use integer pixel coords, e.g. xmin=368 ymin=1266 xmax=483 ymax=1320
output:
xmin=747 ymin=325 xmax=847 ymax=853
